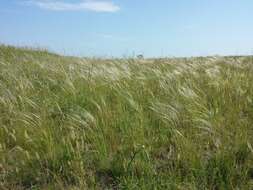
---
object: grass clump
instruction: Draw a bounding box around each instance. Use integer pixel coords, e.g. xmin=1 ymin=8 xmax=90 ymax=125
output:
xmin=0 ymin=45 xmax=253 ymax=189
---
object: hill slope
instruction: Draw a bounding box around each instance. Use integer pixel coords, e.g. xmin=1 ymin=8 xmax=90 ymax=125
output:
xmin=1 ymin=45 xmax=253 ymax=189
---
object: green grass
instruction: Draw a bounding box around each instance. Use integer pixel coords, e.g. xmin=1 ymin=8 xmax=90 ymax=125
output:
xmin=0 ymin=45 xmax=253 ymax=189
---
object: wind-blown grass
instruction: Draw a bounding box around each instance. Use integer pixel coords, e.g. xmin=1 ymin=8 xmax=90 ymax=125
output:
xmin=0 ymin=45 xmax=253 ymax=189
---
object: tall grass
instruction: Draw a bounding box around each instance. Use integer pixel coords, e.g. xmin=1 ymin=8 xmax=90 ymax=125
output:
xmin=0 ymin=45 xmax=253 ymax=189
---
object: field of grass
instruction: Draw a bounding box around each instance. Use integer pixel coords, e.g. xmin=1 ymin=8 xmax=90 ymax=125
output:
xmin=1 ymin=45 xmax=253 ymax=189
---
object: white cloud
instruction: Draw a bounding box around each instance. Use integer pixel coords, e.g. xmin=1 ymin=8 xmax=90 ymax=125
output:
xmin=25 ymin=0 xmax=120 ymax=12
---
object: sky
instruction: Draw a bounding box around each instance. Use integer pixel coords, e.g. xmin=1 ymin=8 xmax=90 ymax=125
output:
xmin=0 ymin=0 xmax=253 ymax=57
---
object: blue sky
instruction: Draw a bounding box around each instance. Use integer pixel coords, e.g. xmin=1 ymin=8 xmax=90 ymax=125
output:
xmin=1 ymin=0 xmax=253 ymax=57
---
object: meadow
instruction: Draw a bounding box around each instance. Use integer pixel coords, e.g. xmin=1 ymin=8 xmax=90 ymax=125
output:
xmin=0 ymin=45 xmax=253 ymax=189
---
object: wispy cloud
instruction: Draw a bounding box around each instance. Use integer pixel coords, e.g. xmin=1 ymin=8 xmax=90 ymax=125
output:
xmin=24 ymin=0 xmax=120 ymax=13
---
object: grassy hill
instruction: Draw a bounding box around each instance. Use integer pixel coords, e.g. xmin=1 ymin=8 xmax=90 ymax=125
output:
xmin=1 ymin=45 xmax=253 ymax=189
